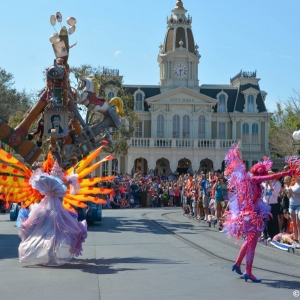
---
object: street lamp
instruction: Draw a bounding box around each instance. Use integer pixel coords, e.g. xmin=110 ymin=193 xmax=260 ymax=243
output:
xmin=292 ymin=130 xmax=300 ymax=141
xmin=292 ymin=124 xmax=300 ymax=142
xmin=292 ymin=124 xmax=300 ymax=156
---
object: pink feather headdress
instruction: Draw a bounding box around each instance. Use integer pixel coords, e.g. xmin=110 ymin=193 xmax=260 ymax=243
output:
xmin=250 ymin=156 xmax=273 ymax=176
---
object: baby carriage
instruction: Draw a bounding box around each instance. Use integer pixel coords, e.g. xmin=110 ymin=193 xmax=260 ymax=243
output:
xmin=0 ymin=200 xmax=11 ymax=213
xmin=151 ymin=195 xmax=158 ymax=207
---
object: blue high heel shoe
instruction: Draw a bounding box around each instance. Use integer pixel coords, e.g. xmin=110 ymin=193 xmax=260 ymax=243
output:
xmin=232 ymin=264 xmax=243 ymax=275
xmin=243 ymin=273 xmax=261 ymax=283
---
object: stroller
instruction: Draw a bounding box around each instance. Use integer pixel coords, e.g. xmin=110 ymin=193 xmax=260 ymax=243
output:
xmin=0 ymin=200 xmax=11 ymax=213
xmin=151 ymin=194 xmax=158 ymax=207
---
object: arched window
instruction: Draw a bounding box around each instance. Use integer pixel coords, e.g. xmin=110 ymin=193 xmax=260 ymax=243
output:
xmin=173 ymin=115 xmax=180 ymax=138
xmin=135 ymin=93 xmax=143 ymax=110
xmin=218 ymin=94 xmax=226 ymax=112
xmin=247 ymin=95 xmax=254 ymax=112
xmin=218 ymin=122 xmax=226 ymax=139
xmin=198 ymin=115 xmax=205 ymax=139
xmin=102 ymin=160 xmax=109 ymax=176
xmin=135 ymin=121 xmax=142 ymax=138
xmin=108 ymin=91 xmax=114 ymax=100
xmin=252 ymin=123 xmax=259 ymax=144
xmin=242 ymin=123 xmax=249 ymax=143
xmin=157 ymin=115 xmax=164 ymax=138
xmin=112 ymin=159 xmax=118 ymax=175
xmin=182 ymin=115 xmax=190 ymax=138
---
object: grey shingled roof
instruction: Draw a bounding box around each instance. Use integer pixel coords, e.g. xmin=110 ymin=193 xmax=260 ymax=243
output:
xmin=199 ymin=87 xmax=238 ymax=113
xmin=234 ymin=84 xmax=267 ymax=112
xmin=123 ymin=86 xmax=161 ymax=111
xmin=123 ymin=84 xmax=267 ymax=113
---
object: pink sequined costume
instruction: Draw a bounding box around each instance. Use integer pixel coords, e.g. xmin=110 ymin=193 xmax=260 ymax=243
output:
xmin=224 ymin=144 xmax=292 ymax=282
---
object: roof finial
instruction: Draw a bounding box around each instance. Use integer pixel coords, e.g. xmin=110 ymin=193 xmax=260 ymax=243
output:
xmin=175 ymin=0 xmax=184 ymax=9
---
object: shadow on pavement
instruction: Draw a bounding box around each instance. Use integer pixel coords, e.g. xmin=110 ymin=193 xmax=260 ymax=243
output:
xmin=0 ymin=234 xmax=20 ymax=259
xmin=88 ymin=216 xmax=201 ymax=236
xmin=261 ymin=279 xmax=300 ymax=289
xmin=23 ymin=257 xmax=185 ymax=275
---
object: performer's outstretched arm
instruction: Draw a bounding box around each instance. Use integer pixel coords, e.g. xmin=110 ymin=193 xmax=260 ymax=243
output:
xmin=252 ymin=170 xmax=292 ymax=184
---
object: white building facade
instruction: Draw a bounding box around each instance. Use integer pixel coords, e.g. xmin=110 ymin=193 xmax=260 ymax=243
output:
xmin=97 ymin=0 xmax=271 ymax=177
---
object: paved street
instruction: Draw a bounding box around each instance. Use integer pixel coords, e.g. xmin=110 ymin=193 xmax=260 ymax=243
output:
xmin=1 ymin=208 xmax=300 ymax=300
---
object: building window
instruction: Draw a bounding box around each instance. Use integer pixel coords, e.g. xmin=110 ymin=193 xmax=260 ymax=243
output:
xmin=198 ymin=115 xmax=205 ymax=139
xmin=218 ymin=94 xmax=226 ymax=112
xmin=252 ymin=160 xmax=258 ymax=167
xmin=242 ymin=123 xmax=249 ymax=143
xmin=102 ymin=160 xmax=109 ymax=177
xmin=247 ymin=95 xmax=255 ymax=112
xmin=135 ymin=121 xmax=142 ymax=138
xmin=157 ymin=115 xmax=164 ymax=138
xmin=243 ymin=160 xmax=249 ymax=171
xmin=182 ymin=115 xmax=190 ymax=138
xmin=112 ymin=159 xmax=118 ymax=175
xmin=135 ymin=93 xmax=143 ymax=111
xmin=252 ymin=123 xmax=259 ymax=144
xmin=218 ymin=122 xmax=226 ymax=139
xmin=108 ymin=91 xmax=114 ymax=100
xmin=173 ymin=115 xmax=180 ymax=138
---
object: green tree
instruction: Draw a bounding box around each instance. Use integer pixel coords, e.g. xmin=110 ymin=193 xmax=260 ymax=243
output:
xmin=69 ymin=64 xmax=138 ymax=156
xmin=0 ymin=68 xmax=33 ymax=123
xmin=269 ymin=94 xmax=300 ymax=157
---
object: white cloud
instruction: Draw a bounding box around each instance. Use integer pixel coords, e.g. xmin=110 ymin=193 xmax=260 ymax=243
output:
xmin=114 ymin=50 xmax=122 ymax=57
xmin=277 ymin=54 xmax=293 ymax=60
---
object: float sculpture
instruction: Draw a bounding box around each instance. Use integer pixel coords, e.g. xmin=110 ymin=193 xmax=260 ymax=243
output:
xmin=0 ymin=12 xmax=122 ymax=266
xmin=0 ymin=11 xmax=124 ymax=166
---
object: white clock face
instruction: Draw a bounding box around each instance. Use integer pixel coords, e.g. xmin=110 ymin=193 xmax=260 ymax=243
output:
xmin=174 ymin=64 xmax=187 ymax=78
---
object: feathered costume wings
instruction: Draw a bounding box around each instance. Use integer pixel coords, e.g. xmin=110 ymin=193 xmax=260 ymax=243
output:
xmin=0 ymin=146 xmax=114 ymax=212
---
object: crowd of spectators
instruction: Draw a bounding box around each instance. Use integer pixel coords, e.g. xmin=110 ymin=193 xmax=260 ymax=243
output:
xmin=1 ymin=159 xmax=297 ymax=249
xmin=99 ymin=164 xmax=300 ymax=249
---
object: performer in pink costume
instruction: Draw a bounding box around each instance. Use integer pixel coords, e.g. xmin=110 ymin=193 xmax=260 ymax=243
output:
xmin=224 ymin=144 xmax=294 ymax=282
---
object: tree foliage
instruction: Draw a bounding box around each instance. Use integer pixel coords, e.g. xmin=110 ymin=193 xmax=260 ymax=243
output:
xmin=269 ymin=92 xmax=300 ymax=157
xmin=0 ymin=68 xmax=34 ymax=123
xmin=69 ymin=64 xmax=138 ymax=156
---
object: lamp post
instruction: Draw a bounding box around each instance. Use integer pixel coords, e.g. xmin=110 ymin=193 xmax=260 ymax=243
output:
xmin=292 ymin=124 xmax=300 ymax=156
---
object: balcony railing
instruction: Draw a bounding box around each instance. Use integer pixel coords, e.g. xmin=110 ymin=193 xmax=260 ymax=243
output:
xmin=130 ymin=138 xmax=242 ymax=149
xmin=242 ymin=144 xmax=261 ymax=152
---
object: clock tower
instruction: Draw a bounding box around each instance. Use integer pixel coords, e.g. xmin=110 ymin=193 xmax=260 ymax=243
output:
xmin=158 ymin=0 xmax=201 ymax=93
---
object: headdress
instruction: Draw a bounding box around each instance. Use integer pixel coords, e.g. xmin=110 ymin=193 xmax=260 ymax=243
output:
xmin=250 ymin=156 xmax=272 ymax=176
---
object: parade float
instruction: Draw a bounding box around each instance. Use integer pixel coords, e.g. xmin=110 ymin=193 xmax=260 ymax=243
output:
xmin=0 ymin=12 xmax=123 ymax=224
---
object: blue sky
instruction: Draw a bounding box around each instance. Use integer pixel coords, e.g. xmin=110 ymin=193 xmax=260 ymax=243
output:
xmin=1 ymin=0 xmax=299 ymax=112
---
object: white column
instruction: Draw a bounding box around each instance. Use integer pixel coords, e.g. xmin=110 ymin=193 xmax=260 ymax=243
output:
xmin=207 ymin=118 xmax=211 ymax=139
xmin=150 ymin=112 xmax=156 ymax=138
xmin=191 ymin=118 xmax=197 ymax=138
xmin=170 ymin=156 xmax=177 ymax=173
xmin=126 ymin=155 xmax=133 ymax=175
xmin=265 ymin=119 xmax=269 ymax=152
xmin=108 ymin=160 xmax=113 ymax=175
xmin=232 ymin=120 xmax=236 ymax=139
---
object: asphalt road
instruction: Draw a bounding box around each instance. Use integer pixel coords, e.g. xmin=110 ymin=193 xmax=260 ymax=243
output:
xmin=1 ymin=208 xmax=300 ymax=300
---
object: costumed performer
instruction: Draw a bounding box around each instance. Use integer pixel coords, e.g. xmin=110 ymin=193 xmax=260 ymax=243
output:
xmin=223 ymin=144 xmax=293 ymax=282
xmin=0 ymin=146 xmax=115 ymax=266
